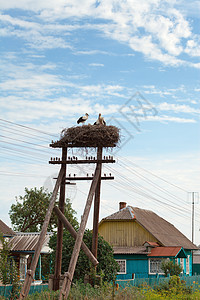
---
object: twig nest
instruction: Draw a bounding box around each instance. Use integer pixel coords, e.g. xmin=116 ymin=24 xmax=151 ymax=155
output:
xmin=50 ymin=125 xmax=120 ymax=148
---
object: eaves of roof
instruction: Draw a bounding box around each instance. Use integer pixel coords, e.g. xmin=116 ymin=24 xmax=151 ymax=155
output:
xmin=113 ymin=246 xmax=148 ymax=255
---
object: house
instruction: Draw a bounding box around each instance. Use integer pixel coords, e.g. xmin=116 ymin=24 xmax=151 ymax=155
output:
xmin=98 ymin=202 xmax=198 ymax=279
xmin=0 ymin=219 xmax=15 ymax=239
xmin=0 ymin=219 xmax=52 ymax=282
xmin=9 ymin=232 xmax=53 ymax=282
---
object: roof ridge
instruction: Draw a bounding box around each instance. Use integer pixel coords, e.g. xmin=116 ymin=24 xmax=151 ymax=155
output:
xmin=127 ymin=206 xmax=136 ymax=219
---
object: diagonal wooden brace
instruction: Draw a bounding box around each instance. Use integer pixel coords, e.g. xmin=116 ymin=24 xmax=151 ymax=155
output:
xmin=54 ymin=206 xmax=99 ymax=266
xmin=60 ymin=272 xmax=72 ymax=298
xmin=19 ymin=167 xmax=65 ymax=300
xmin=26 ymin=269 xmax=34 ymax=279
xmin=59 ymin=165 xmax=101 ymax=300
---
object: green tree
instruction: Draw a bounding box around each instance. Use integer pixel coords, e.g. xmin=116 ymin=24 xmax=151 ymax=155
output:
xmin=161 ymin=259 xmax=183 ymax=277
xmin=49 ymin=229 xmax=119 ymax=283
xmin=0 ymin=232 xmax=21 ymax=299
xmin=9 ymin=187 xmax=78 ymax=232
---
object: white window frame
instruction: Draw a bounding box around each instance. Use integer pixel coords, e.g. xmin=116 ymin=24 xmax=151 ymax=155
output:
xmin=149 ymin=258 xmax=165 ymax=275
xmin=116 ymin=259 xmax=126 ymax=274
xmin=186 ymin=255 xmax=190 ymax=275
xmin=179 ymin=258 xmax=184 ymax=273
xmin=20 ymin=256 xmax=27 ymax=280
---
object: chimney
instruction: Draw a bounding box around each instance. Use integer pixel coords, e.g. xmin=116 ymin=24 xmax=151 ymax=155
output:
xmin=119 ymin=202 xmax=127 ymax=210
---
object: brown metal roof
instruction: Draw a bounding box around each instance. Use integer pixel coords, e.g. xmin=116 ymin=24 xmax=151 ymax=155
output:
xmin=9 ymin=232 xmax=53 ymax=253
xmin=148 ymin=247 xmax=187 ymax=257
xmin=102 ymin=206 xmax=198 ymax=250
xmin=0 ymin=220 xmax=15 ymax=236
xmin=143 ymin=241 xmax=160 ymax=247
xmin=113 ymin=246 xmax=147 ymax=255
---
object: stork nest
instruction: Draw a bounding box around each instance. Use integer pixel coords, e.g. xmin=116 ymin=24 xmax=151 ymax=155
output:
xmin=50 ymin=125 xmax=120 ymax=148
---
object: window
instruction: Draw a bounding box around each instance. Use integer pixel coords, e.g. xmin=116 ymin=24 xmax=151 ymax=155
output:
xmin=179 ymin=258 xmax=184 ymax=272
xmin=149 ymin=259 xmax=164 ymax=274
xmin=186 ymin=256 xmax=190 ymax=274
xmin=20 ymin=256 xmax=27 ymax=280
xmin=116 ymin=259 xmax=126 ymax=274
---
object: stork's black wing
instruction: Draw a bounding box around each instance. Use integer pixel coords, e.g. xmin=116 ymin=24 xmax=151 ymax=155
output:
xmin=77 ymin=117 xmax=84 ymax=124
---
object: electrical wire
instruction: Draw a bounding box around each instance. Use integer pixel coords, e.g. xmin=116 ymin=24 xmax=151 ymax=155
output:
xmin=0 ymin=118 xmax=58 ymax=137
xmin=116 ymin=154 xmax=189 ymax=193
xmin=0 ymin=134 xmax=52 ymax=150
xmin=0 ymin=123 xmax=51 ymax=143
xmin=1 ymin=118 xmax=198 ymax=229
xmin=102 ymin=164 xmax=198 ymax=220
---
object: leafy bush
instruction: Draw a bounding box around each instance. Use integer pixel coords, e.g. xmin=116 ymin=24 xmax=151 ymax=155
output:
xmin=0 ymin=232 xmax=21 ymax=299
xmin=161 ymin=260 xmax=183 ymax=277
xmin=49 ymin=228 xmax=119 ymax=283
xmin=156 ymin=275 xmax=192 ymax=297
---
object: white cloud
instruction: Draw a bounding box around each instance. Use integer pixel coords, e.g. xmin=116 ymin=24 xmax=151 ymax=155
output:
xmin=0 ymin=1 xmax=199 ymax=65
xmin=157 ymin=102 xmax=200 ymax=114
xmin=89 ymin=63 xmax=104 ymax=67
xmin=73 ymin=49 xmax=111 ymax=55
xmin=185 ymin=38 xmax=200 ymax=57
xmin=0 ymin=13 xmax=73 ymax=49
xmin=145 ymin=115 xmax=196 ymax=123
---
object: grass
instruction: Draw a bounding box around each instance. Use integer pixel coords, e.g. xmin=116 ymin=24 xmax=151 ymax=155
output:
xmin=12 ymin=280 xmax=200 ymax=300
xmin=1 ymin=276 xmax=200 ymax=299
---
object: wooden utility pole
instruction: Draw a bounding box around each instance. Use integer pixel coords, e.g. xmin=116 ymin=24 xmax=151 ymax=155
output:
xmin=188 ymin=192 xmax=199 ymax=244
xmin=92 ymin=147 xmax=102 ymax=258
xmin=19 ymin=124 xmax=118 ymax=299
xmin=192 ymin=192 xmax=195 ymax=244
xmin=53 ymin=206 xmax=98 ymax=267
xmin=19 ymin=167 xmax=65 ymax=300
xmin=53 ymin=147 xmax=67 ymax=291
xmin=59 ymin=165 xmax=101 ymax=300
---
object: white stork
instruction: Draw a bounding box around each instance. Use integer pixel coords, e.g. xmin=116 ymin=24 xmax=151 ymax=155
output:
xmin=77 ymin=113 xmax=89 ymax=125
xmin=94 ymin=113 xmax=106 ymax=125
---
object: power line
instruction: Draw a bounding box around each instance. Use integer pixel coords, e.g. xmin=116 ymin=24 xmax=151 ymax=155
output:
xmin=0 ymin=140 xmax=52 ymax=155
xmin=106 ymin=180 xmax=191 ymax=221
xmin=117 ymin=161 xmax=187 ymax=204
xmin=0 ymin=124 xmax=51 ymax=143
xmin=1 ymin=118 xmax=198 ymax=227
xmin=0 ymin=134 xmax=51 ymax=150
xmin=0 ymin=145 xmax=47 ymax=162
xmin=104 ymin=164 xmax=199 ymax=219
xmin=0 ymin=118 xmax=58 ymax=137
xmin=116 ymin=155 xmax=189 ymax=193
xmin=0 ymin=171 xmax=47 ymax=178
xmin=113 ymin=159 xmax=200 ymax=217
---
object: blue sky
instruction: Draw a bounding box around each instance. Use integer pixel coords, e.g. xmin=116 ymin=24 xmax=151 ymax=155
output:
xmin=0 ymin=1 xmax=200 ymax=244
